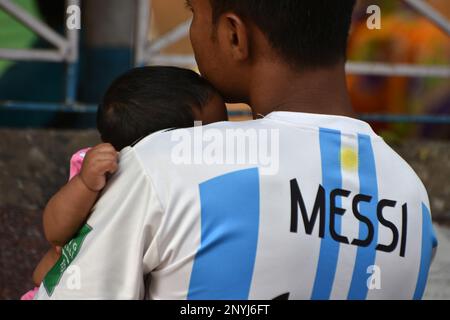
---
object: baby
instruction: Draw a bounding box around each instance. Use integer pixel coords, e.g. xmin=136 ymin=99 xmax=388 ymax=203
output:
xmin=22 ymin=66 xmax=228 ymax=299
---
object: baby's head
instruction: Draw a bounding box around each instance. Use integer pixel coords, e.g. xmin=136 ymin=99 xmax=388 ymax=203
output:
xmin=97 ymin=66 xmax=228 ymax=151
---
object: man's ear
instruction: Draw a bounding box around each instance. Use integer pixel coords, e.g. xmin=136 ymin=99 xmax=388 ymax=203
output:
xmin=217 ymin=13 xmax=250 ymax=61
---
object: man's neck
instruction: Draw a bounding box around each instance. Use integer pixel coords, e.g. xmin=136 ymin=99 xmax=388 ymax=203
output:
xmin=248 ymin=62 xmax=355 ymax=119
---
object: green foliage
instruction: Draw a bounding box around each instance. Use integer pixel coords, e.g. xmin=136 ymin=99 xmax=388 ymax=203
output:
xmin=0 ymin=0 xmax=39 ymax=73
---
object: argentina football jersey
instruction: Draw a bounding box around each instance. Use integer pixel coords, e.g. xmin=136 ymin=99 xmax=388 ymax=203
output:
xmin=36 ymin=112 xmax=437 ymax=300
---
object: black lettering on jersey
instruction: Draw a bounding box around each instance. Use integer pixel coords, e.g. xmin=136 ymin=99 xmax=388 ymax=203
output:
xmin=289 ymin=181 xmax=408 ymax=257
xmin=400 ymin=203 xmax=408 ymax=257
xmin=273 ymin=292 xmax=290 ymax=300
xmin=376 ymin=200 xmax=399 ymax=253
xmin=290 ymin=179 xmax=325 ymax=238
xmin=351 ymin=194 xmax=374 ymax=247
xmin=330 ymin=189 xmax=351 ymax=244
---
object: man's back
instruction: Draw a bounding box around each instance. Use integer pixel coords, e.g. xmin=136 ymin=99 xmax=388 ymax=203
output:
xmin=36 ymin=112 xmax=437 ymax=300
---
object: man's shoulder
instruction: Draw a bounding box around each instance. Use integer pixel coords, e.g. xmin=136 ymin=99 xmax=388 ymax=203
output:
xmin=133 ymin=120 xmax=266 ymax=156
xmin=128 ymin=119 xmax=275 ymax=181
xmin=374 ymin=139 xmax=429 ymax=201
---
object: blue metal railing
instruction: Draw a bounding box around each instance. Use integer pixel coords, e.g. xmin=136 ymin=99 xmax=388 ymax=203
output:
xmin=359 ymin=114 xmax=450 ymax=124
xmin=0 ymin=101 xmax=97 ymax=113
xmin=2 ymin=0 xmax=449 ymax=126
xmin=1 ymin=101 xmax=449 ymax=124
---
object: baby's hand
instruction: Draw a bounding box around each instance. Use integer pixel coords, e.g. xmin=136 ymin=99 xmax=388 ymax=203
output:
xmin=79 ymin=143 xmax=119 ymax=192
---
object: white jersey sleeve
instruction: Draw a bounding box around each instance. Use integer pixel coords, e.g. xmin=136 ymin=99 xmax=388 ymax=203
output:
xmin=35 ymin=148 xmax=163 ymax=300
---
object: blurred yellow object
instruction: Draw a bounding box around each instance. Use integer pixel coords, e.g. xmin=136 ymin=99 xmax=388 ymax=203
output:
xmin=148 ymin=0 xmax=450 ymax=127
xmin=347 ymin=8 xmax=450 ymax=136
xmin=151 ymin=0 xmax=193 ymax=55
xmin=341 ymin=147 xmax=359 ymax=172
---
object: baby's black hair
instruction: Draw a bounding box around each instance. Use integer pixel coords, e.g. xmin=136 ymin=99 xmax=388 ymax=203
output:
xmin=97 ymin=66 xmax=217 ymax=150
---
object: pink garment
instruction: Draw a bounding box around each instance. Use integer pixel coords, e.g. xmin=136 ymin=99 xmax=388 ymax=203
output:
xmin=69 ymin=148 xmax=91 ymax=181
xmin=21 ymin=148 xmax=91 ymax=300
xmin=20 ymin=287 xmax=39 ymax=300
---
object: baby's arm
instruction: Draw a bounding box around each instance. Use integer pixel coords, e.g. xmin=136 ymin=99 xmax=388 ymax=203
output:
xmin=43 ymin=143 xmax=118 ymax=247
xmin=32 ymin=247 xmax=62 ymax=286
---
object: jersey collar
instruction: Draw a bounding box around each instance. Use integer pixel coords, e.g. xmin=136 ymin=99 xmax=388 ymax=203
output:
xmin=264 ymin=111 xmax=378 ymax=137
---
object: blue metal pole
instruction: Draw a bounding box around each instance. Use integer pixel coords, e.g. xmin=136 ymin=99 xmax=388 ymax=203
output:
xmin=65 ymin=62 xmax=79 ymax=105
xmin=359 ymin=114 xmax=450 ymax=124
xmin=0 ymin=101 xmax=97 ymax=113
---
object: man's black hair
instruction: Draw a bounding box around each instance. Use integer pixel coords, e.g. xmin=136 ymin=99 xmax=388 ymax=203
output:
xmin=209 ymin=0 xmax=356 ymax=68
xmin=97 ymin=66 xmax=215 ymax=151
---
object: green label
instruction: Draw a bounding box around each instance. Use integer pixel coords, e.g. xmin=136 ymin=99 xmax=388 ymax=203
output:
xmin=43 ymin=224 xmax=93 ymax=296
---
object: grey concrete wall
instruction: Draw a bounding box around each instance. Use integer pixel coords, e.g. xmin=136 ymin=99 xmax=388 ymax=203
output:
xmin=0 ymin=129 xmax=100 ymax=299
xmin=83 ymin=0 xmax=137 ymax=47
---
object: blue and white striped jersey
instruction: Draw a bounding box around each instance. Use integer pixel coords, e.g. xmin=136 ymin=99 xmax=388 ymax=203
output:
xmin=36 ymin=112 xmax=437 ymax=300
